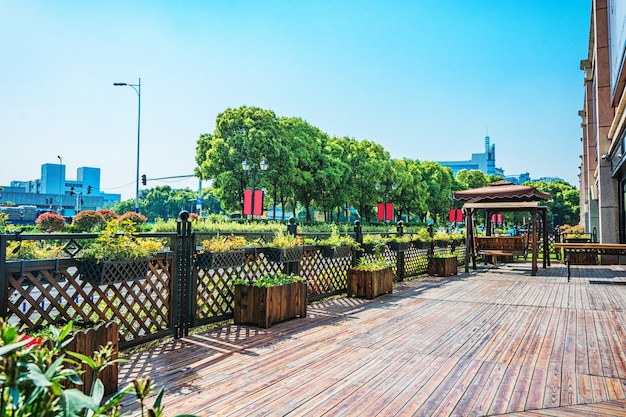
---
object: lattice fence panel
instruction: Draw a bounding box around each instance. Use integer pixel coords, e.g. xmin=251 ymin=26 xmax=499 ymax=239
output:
xmin=402 ymin=246 xmax=429 ymax=278
xmin=194 ymin=261 xmax=237 ymax=323
xmin=5 ymin=255 xmax=172 ymax=348
xmin=301 ymin=248 xmax=350 ymax=297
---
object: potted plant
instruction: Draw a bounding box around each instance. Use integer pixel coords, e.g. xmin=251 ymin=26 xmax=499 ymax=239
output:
xmin=319 ymin=225 xmax=357 ymax=259
xmin=388 ymin=234 xmax=412 ymax=251
xmin=197 ymin=235 xmax=248 ymax=269
xmin=233 ymin=272 xmax=307 ymax=328
xmin=432 ymin=230 xmax=451 ymax=249
xmin=428 ymin=253 xmax=458 ymax=277
xmin=78 ymin=219 xmax=164 ymax=285
xmin=266 ymin=231 xmax=304 ymax=263
xmin=360 ymin=234 xmax=389 ymax=255
xmin=411 ymin=228 xmax=432 ymax=250
xmin=347 ymin=256 xmax=393 ymax=299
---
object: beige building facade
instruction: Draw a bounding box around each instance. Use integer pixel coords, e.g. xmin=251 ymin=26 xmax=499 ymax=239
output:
xmin=580 ymin=0 xmax=626 ymax=243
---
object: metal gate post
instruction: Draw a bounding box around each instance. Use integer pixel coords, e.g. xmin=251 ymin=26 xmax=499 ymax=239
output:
xmin=396 ymin=220 xmax=405 ymax=281
xmin=174 ymin=210 xmax=193 ymax=339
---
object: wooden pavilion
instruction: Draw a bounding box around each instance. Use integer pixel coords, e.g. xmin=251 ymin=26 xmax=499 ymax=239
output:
xmin=453 ymin=181 xmax=551 ymax=276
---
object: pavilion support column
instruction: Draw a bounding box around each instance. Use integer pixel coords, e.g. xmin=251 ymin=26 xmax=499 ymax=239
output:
xmin=531 ymin=208 xmax=538 ymax=276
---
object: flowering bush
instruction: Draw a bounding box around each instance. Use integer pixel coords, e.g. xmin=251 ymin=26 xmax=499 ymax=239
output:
xmin=81 ymin=220 xmax=163 ymax=261
xmin=96 ymin=209 xmax=119 ymax=222
xmin=72 ymin=210 xmax=106 ymax=232
xmin=35 ymin=212 xmax=66 ymax=232
xmin=118 ymin=212 xmax=147 ymax=226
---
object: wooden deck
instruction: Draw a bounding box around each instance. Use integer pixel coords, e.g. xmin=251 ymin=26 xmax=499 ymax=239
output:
xmin=118 ymin=263 xmax=626 ymax=416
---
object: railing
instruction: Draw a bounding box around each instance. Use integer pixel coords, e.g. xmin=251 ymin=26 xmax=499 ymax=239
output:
xmin=1 ymin=217 xmax=465 ymax=350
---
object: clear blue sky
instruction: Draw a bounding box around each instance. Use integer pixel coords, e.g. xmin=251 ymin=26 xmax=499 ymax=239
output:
xmin=1 ymin=1 xmax=590 ymax=200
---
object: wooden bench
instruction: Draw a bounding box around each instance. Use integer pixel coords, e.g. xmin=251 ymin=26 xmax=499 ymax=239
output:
xmin=554 ymin=242 xmax=626 ymax=281
xmin=475 ymin=236 xmax=527 ymax=268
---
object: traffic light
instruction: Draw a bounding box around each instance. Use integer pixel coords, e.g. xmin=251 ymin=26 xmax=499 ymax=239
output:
xmin=141 ymin=174 xmax=147 ymax=186
xmin=87 ymin=185 xmax=92 ymax=194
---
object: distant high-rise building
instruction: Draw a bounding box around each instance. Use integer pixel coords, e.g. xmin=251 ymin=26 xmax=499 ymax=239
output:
xmin=0 ymin=162 xmax=120 ymax=216
xmin=437 ymin=135 xmax=504 ymax=177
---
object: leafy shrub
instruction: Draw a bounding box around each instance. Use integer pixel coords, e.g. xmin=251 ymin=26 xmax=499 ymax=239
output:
xmin=0 ymin=319 xmax=195 ymax=417
xmin=353 ymin=256 xmax=393 ymax=271
xmin=268 ymin=231 xmax=303 ymax=248
xmin=318 ymin=225 xmax=357 ymax=248
xmin=234 ymin=272 xmax=304 ymax=287
xmin=35 ymin=212 xmax=66 ymax=232
xmin=72 ymin=210 xmax=106 ymax=232
xmin=118 ymin=212 xmax=147 ymax=225
xmin=6 ymin=240 xmax=63 ymax=260
xmin=81 ymin=220 xmax=163 ymax=261
xmin=202 ymin=235 xmax=249 ymax=252
xmin=97 ymin=209 xmax=119 ymax=222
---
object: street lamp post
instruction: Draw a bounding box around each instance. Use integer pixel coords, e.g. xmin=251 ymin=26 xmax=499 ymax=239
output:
xmin=242 ymin=158 xmax=268 ymax=220
xmin=113 ymin=78 xmax=141 ymax=213
xmin=375 ymin=182 xmax=397 ymax=222
xmin=57 ymin=155 xmax=63 ymax=213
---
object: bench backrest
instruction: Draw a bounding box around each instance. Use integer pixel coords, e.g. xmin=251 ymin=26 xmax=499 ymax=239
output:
xmin=475 ymin=236 xmax=526 ymax=251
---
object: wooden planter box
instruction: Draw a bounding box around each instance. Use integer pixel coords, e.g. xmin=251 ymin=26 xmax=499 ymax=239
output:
xmin=347 ymin=267 xmax=393 ymax=300
xmin=389 ymin=241 xmax=411 ymax=251
xmin=320 ymin=245 xmax=352 ymax=259
xmin=428 ymin=257 xmax=458 ymax=277
xmin=266 ymin=247 xmax=304 ymax=263
xmin=79 ymin=259 xmax=150 ymax=285
xmin=57 ymin=322 xmax=119 ymax=396
xmin=234 ymin=281 xmax=307 ymax=328
xmin=196 ymin=250 xmax=245 ymax=269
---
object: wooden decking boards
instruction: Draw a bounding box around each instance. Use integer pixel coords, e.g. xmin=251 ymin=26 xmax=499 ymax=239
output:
xmin=117 ymin=263 xmax=626 ymax=416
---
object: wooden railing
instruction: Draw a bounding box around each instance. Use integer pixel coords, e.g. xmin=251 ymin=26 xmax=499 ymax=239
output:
xmin=1 ymin=224 xmax=465 ymax=350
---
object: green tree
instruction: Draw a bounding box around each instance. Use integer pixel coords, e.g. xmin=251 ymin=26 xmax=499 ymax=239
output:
xmin=393 ymin=158 xmax=427 ymax=222
xmin=456 ymin=169 xmax=489 ymax=189
xmin=525 ymin=179 xmax=580 ymax=227
xmin=195 ymin=106 xmax=281 ymax=216
xmin=420 ymin=161 xmax=455 ymax=223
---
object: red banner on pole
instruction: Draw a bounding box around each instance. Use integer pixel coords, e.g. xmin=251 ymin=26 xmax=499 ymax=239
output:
xmin=449 ymin=209 xmax=463 ymax=223
xmin=243 ymin=189 xmax=252 ymax=215
xmin=377 ymin=203 xmax=393 ymax=221
xmin=253 ymin=189 xmax=263 ymax=216
xmin=243 ymin=189 xmax=264 ymax=216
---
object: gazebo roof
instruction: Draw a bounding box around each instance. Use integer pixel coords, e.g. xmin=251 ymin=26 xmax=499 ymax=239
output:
xmin=453 ymin=181 xmax=551 ymax=203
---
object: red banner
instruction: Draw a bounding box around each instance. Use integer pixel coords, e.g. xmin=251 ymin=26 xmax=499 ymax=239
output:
xmin=243 ymin=189 xmax=264 ymax=216
xmin=449 ymin=209 xmax=463 ymax=223
xmin=377 ymin=203 xmax=394 ymax=221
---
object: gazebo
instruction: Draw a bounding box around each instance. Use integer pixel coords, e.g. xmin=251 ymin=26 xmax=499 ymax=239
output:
xmin=453 ymin=181 xmax=551 ymax=276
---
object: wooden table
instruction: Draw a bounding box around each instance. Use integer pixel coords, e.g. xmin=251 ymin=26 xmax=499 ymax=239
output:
xmin=554 ymin=242 xmax=626 ymax=281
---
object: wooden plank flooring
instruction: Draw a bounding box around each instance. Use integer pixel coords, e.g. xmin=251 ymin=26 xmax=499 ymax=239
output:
xmin=117 ymin=263 xmax=626 ymax=416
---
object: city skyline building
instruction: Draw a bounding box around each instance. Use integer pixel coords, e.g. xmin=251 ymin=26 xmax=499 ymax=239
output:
xmin=0 ymin=162 xmax=121 ymax=217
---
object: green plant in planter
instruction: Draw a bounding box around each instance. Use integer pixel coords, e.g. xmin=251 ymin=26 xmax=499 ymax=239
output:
xmin=318 ymin=225 xmax=358 ymax=248
xmin=6 ymin=240 xmax=63 ymax=260
xmin=267 ymin=231 xmax=304 ymax=248
xmin=432 ymin=230 xmax=451 ymax=243
xmin=413 ymin=228 xmax=432 ymax=242
xmin=81 ymin=220 xmax=164 ymax=261
xmin=360 ymin=234 xmax=389 ymax=255
xmin=201 ymin=235 xmax=249 ymax=252
xmin=430 ymin=253 xmax=457 ymax=258
xmin=234 ymin=272 xmax=305 ymax=287
xmin=353 ymin=256 xmax=393 ymax=271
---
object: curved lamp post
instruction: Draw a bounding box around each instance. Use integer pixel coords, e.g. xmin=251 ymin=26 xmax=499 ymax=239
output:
xmin=113 ymin=78 xmax=141 ymax=213
xmin=242 ymin=158 xmax=268 ymax=220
